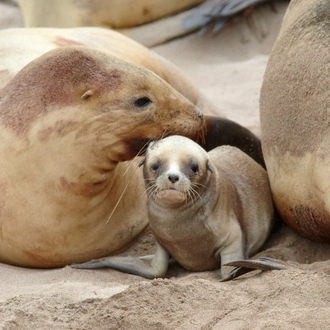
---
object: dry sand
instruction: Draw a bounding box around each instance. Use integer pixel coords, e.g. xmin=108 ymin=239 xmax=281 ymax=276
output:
xmin=1 ymin=2 xmax=330 ymax=329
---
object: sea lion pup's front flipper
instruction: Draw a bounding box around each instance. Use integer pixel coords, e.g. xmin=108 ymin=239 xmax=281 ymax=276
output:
xmin=221 ymin=257 xmax=288 ymax=281
xmin=71 ymin=244 xmax=170 ymax=279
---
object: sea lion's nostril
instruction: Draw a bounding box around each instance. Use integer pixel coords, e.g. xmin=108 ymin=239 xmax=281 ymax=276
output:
xmin=168 ymin=174 xmax=179 ymax=183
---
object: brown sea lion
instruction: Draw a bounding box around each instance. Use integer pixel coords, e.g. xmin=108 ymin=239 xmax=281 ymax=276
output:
xmin=72 ymin=136 xmax=275 ymax=279
xmin=260 ymin=0 xmax=330 ymax=241
xmin=0 ymin=47 xmax=204 ymax=268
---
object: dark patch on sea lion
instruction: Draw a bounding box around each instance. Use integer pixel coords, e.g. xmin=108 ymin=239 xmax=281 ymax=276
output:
xmin=0 ymin=48 xmax=122 ymax=135
xmin=287 ymin=205 xmax=330 ymax=242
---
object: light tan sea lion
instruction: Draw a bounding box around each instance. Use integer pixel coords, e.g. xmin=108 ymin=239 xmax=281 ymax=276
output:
xmin=0 ymin=27 xmax=265 ymax=167
xmin=0 ymin=47 xmax=204 ymax=268
xmin=18 ymin=0 xmax=205 ymax=29
xmin=72 ymin=136 xmax=275 ymax=279
xmin=260 ymin=0 xmax=330 ymax=241
xmin=0 ymin=27 xmax=217 ymax=115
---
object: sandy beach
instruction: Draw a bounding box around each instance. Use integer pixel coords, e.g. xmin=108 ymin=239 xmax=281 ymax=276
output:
xmin=1 ymin=2 xmax=330 ymax=329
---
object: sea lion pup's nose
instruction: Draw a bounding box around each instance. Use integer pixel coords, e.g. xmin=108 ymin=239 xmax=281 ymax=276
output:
xmin=168 ymin=174 xmax=179 ymax=183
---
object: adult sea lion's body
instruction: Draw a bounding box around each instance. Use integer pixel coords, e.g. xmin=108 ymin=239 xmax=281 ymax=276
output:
xmin=18 ymin=0 xmax=205 ymax=29
xmin=0 ymin=47 xmax=204 ymax=268
xmin=73 ymin=136 xmax=274 ymax=279
xmin=260 ymin=0 xmax=330 ymax=241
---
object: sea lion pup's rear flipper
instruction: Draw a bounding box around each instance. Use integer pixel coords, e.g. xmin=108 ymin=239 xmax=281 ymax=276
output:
xmin=221 ymin=257 xmax=288 ymax=281
xmin=71 ymin=244 xmax=170 ymax=279
xmin=202 ymin=116 xmax=265 ymax=168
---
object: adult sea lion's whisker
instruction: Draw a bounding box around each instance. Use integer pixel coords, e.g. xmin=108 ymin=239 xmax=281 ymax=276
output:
xmin=106 ymin=181 xmax=130 ymax=224
xmin=122 ymin=140 xmax=152 ymax=177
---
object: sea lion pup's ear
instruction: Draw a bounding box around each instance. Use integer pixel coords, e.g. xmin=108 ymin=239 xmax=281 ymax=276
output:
xmin=138 ymin=158 xmax=145 ymax=167
xmin=139 ymin=141 xmax=155 ymax=167
xmin=207 ymin=161 xmax=213 ymax=173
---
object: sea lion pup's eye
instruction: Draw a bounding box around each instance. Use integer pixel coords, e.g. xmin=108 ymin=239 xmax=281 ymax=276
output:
xmin=151 ymin=163 xmax=159 ymax=172
xmin=134 ymin=97 xmax=152 ymax=108
xmin=190 ymin=163 xmax=199 ymax=174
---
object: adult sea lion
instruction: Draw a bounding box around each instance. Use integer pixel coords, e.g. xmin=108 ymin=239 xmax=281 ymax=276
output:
xmin=260 ymin=0 xmax=330 ymax=241
xmin=0 ymin=47 xmax=204 ymax=268
xmin=0 ymin=27 xmax=264 ymax=167
xmin=18 ymin=0 xmax=205 ymax=29
xmin=73 ymin=136 xmax=275 ymax=279
xmin=0 ymin=27 xmax=212 ymax=114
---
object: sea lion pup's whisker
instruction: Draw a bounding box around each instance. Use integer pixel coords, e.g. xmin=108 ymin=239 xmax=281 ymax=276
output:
xmin=187 ymin=190 xmax=194 ymax=204
xmin=192 ymin=182 xmax=206 ymax=189
xmin=190 ymin=187 xmax=203 ymax=201
xmin=188 ymin=187 xmax=199 ymax=202
xmin=143 ymin=184 xmax=157 ymax=198
xmin=143 ymin=179 xmax=155 ymax=184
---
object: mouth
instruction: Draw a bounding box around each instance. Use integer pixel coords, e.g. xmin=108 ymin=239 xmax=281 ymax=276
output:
xmin=156 ymin=189 xmax=186 ymax=204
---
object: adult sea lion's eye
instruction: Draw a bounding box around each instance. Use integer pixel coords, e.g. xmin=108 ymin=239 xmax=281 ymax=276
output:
xmin=134 ymin=97 xmax=152 ymax=108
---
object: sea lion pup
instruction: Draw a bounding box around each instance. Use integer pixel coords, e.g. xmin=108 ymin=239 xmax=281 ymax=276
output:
xmin=0 ymin=46 xmax=204 ymax=268
xmin=73 ymin=136 xmax=277 ymax=279
xmin=260 ymin=0 xmax=330 ymax=241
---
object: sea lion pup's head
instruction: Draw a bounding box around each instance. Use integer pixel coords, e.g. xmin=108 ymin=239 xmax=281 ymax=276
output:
xmin=142 ymin=135 xmax=212 ymax=205
xmin=0 ymin=46 xmax=204 ymax=162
